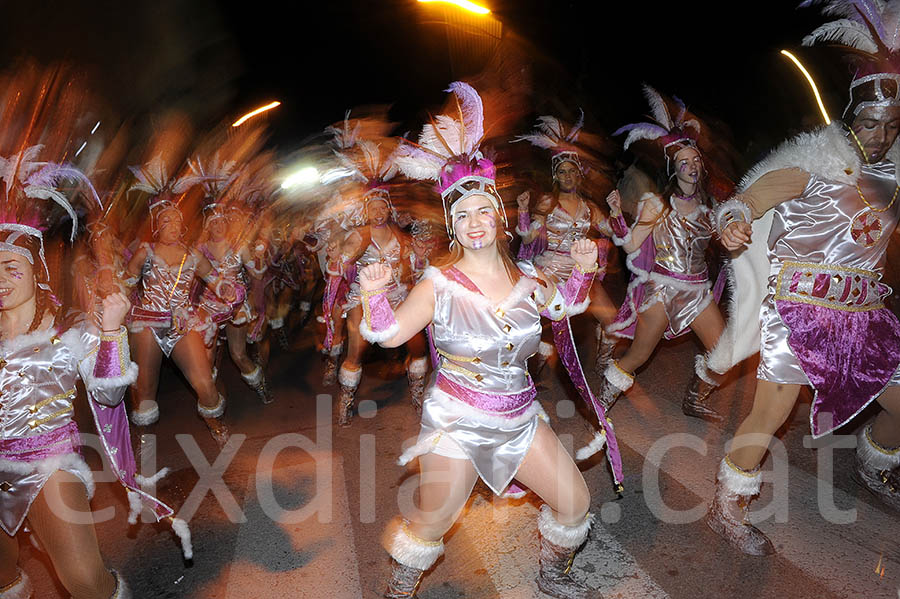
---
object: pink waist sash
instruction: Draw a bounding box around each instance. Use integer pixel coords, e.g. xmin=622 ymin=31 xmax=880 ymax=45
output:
xmin=435 ymin=373 xmax=536 ymax=415
xmin=0 ymin=422 xmax=80 ymax=462
xmin=651 ymin=264 xmax=709 ymax=283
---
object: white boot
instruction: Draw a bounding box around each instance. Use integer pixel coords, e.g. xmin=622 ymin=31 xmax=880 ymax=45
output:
xmin=0 ymin=570 xmax=31 ymax=599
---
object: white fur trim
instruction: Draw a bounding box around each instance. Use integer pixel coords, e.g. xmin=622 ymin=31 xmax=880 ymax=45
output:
xmin=241 ymin=365 xmax=263 ymax=386
xmin=0 ymin=453 xmax=95 ymax=500
xmin=604 ymin=362 xmax=633 ymax=392
xmin=857 ymin=425 xmax=900 ymax=471
xmin=567 ymin=296 xmax=591 ymax=316
xmin=717 ymin=458 xmax=761 ymax=497
xmin=387 ymin=524 xmax=444 ymax=570
xmin=134 ymin=467 xmax=170 ymax=487
xmin=130 ymin=401 xmax=159 ymax=426
xmin=575 ymin=430 xmax=607 ymax=461
xmin=606 ymin=247 xmax=650 ymax=338
xmin=299 ymin=301 xmax=311 ymax=311
xmin=516 ymin=220 xmax=542 ymax=237
xmin=0 ymin=570 xmax=31 ymax=599
xmin=538 ymin=340 xmax=554 ymax=357
xmin=328 ymin=343 xmax=344 ymax=357
xmin=694 ymin=354 xmax=717 ymax=386
xmin=112 ymin=570 xmax=131 ymax=599
xmin=612 ymin=229 xmax=632 ymax=247
xmin=359 ymin=320 xmax=400 ymax=344
xmin=538 ymin=505 xmax=593 ymax=548
xmin=172 ymin=517 xmax=194 ymax=560
xmin=338 ymin=366 xmax=363 ymax=388
xmin=407 ymin=357 xmax=429 ymax=377
xmin=0 ymin=327 xmax=59 ymax=355
xmin=126 ymin=490 xmax=143 ymax=525
xmin=316 ymin=315 xmax=326 ymax=324
xmin=197 ymin=394 xmax=225 ymax=418
xmin=82 ymin=361 xmax=139 ymax=395
xmin=268 ymin=317 xmax=284 ymax=329
xmin=714 ymin=198 xmax=752 ymax=235
xmin=424 ymin=265 xmax=538 ymax=313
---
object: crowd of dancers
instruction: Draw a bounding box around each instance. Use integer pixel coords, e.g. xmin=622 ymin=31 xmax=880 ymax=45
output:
xmin=3 ymin=1 xmax=900 ymax=598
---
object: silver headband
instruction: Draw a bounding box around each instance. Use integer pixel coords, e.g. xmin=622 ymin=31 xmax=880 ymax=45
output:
xmin=0 ymin=223 xmax=51 ymax=291
xmin=552 ymin=151 xmax=583 ymax=179
xmin=846 ymin=73 xmax=900 ymax=117
xmin=441 ymin=175 xmax=509 ymax=241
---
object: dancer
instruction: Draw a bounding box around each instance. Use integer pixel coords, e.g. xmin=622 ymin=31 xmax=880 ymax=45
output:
xmin=125 ymin=157 xmax=230 ymax=447
xmin=366 ymin=82 xmax=621 ymax=599
xmin=331 ymin=127 xmax=428 ymax=425
xmin=706 ymin=2 xmax=900 ymax=555
xmin=0 ymin=149 xmax=186 ymax=599
xmin=513 ymin=112 xmax=626 ymax=374
xmin=599 ymin=86 xmax=728 ymax=422
xmin=192 ymin=157 xmax=272 ymax=403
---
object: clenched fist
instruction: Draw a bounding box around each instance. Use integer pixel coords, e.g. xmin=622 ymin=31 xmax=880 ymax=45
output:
xmin=516 ymin=190 xmax=530 ymax=210
xmin=721 ymin=221 xmax=752 ymax=251
xmin=606 ymin=189 xmax=622 ymax=216
xmin=570 ymin=238 xmax=598 ymax=270
xmin=100 ymin=292 xmax=131 ymax=332
xmin=359 ymin=263 xmax=393 ymax=292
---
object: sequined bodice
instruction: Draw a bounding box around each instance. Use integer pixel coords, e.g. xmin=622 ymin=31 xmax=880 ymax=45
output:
xmin=652 ymin=199 xmax=714 ymax=275
xmin=137 ymin=243 xmax=200 ymax=312
xmin=429 ymin=267 xmax=541 ymax=394
xmin=768 ymin=162 xmax=900 ymax=274
xmin=202 ymin=244 xmax=245 ymax=283
xmin=545 ymin=201 xmax=591 ymax=254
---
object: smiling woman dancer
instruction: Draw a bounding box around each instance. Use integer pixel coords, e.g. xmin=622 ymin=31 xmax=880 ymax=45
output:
xmin=361 ymin=82 xmax=614 ymax=599
xmin=0 ymin=149 xmax=186 ymax=599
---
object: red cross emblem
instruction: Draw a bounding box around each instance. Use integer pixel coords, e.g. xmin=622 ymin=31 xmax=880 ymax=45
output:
xmin=850 ymin=211 xmax=883 ymax=247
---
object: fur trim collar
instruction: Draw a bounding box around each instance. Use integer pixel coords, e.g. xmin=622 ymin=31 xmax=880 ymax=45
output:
xmin=740 ymin=122 xmax=900 ymax=191
xmin=424 ymin=265 xmax=538 ymax=312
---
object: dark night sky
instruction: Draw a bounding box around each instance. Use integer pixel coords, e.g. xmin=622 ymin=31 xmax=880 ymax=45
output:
xmin=0 ymin=1 xmax=852 ymax=170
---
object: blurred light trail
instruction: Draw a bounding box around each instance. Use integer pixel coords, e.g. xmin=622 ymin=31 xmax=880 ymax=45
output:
xmin=418 ymin=0 xmax=490 ymax=15
xmin=281 ymin=166 xmax=320 ymax=189
xmin=232 ymin=101 xmax=281 ymax=127
xmin=780 ymin=50 xmax=830 ymax=125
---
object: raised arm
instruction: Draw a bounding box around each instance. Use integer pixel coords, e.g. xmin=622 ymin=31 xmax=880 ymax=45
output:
xmin=620 ymin=193 xmax=664 ymax=253
xmin=717 ymin=168 xmax=809 ymax=250
xmin=357 ymin=262 xmax=434 ymax=348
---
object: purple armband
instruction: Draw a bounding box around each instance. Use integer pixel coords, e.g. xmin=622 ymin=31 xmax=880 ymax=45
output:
xmin=95 ymin=327 xmax=129 ymax=378
xmin=609 ymin=212 xmax=631 ymax=246
xmin=516 ymin=210 xmax=532 ymax=237
xmin=359 ymin=287 xmax=400 ymax=343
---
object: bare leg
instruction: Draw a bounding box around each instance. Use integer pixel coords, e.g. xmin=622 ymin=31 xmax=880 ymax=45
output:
xmin=588 ymin=283 xmax=618 ymax=327
xmin=342 ymin=305 xmax=369 ymax=371
xmin=616 ymin=301 xmax=669 ymax=374
xmin=689 ymin=302 xmax=726 ymax=352
xmin=26 ymin=471 xmax=115 ymax=599
xmin=872 ymin=386 xmax=900 ymax=447
xmin=514 ymin=421 xmax=591 ymax=525
xmin=728 ymin=380 xmax=802 ymax=471
xmin=405 ymin=454 xmax=479 ymax=541
xmin=170 ymin=331 xmax=219 ymax=409
xmin=0 ymin=530 xmax=18 ymax=588
xmin=129 ymin=328 xmax=163 ymax=418
xmin=226 ymin=323 xmax=257 ymax=375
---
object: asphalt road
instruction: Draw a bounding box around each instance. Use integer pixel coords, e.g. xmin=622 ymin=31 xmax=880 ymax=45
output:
xmin=16 ymin=309 xmax=900 ymax=599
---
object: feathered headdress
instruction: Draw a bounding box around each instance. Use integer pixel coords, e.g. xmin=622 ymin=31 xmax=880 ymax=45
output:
xmin=183 ymin=154 xmax=238 ymax=226
xmin=393 ymin=81 xmax=506 ymax=239
xmin=328 ymin=113 xmax=399 ymax=222
xmin=613 ymin=85 xmax=702 ymax=175
xmin=512 ymin=110 xmax=585 ymax=178
xmin=128 ymin=155 xmax=198 ymax=232
xmin=0 ymin=145 xmax=102 ymax=290
xmin=801 ymin=0 xmax=900 ymax=117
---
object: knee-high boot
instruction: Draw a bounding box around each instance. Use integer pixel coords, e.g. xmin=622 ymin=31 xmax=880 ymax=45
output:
xmin=536 ymin=506 xmax=599 ymax=599
xmin=338 ymin=366 xmax=362 ymax=427
xmin=854 ymin=423 xmax=900 ymax=511
xmin=322 ymin=343 xmax=342 ymax=387
xmin=384 ymin=522 xmax=444 ymax=598
xmin=0 ymin=570 xmax=31 ymax=599
xmin=705 ymin=457 xmax=775 ymax=556
xmin=406 ymin=357 xmax=428 ymax=416
xmin=682 ymin=355 xmax=723 ymax=422
xmin=594 ymin=323 xmax=617 ymax=376
xmin=598 ymin=361 xmax=633 ymax=413
xmin=241 ymin=364 xmax=273 ymax=404
xmin=198 ymin=393 xmax=230 ymax=449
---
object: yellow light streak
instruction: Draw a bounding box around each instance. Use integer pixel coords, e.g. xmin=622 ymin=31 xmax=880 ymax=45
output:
xmin=780 ymin=50 xmax=831 ymax=125
xmin=417 ymin=0 xmax=490 ymax=15
xmin=232 ymin=101 xmax=281 ymax=127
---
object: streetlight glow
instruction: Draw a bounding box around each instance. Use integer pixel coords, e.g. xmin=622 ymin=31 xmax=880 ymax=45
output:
xmin=281 ymin=166 xmax=320 ymax=189
xmin=780 ymin=50 xmax=830 ymax=125
xmin=417 ymin=0 xmax=490 ymax=15
xmin=232 ymin=101 xmax=282 ymax=127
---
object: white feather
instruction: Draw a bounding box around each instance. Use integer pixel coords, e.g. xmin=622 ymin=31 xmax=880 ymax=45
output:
xmin=802 ymin=19 xmax=879 ymax=52
xmin=622 ymin=124 xmax=667 ymax=150
xmin=642 ymin=84 xmax=673 ymax=129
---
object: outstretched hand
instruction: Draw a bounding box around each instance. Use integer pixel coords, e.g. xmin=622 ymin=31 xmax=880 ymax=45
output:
xmin=359 ymin=263 xmax=393 ymax=292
